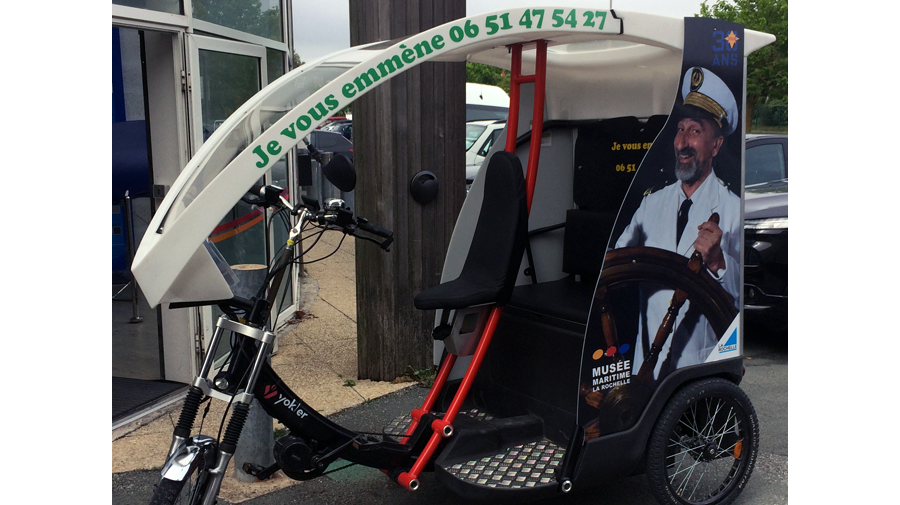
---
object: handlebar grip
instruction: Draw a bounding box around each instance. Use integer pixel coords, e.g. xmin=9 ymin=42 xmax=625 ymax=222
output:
xmin=357 ymin=219 xmax=393 ymax=239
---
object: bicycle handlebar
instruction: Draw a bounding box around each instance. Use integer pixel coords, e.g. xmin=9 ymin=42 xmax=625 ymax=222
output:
xmin=356 ymin=218 xmax=393 ymax=239
xmin=247 ymin=185 xmax=394 ymax=251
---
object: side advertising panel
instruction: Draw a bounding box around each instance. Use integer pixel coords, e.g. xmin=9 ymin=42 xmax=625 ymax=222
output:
xmin=578 ymin=17 xmax=745 ymax=440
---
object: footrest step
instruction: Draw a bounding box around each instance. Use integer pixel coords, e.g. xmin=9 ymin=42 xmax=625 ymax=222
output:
xmin=444 ymin=439 xmax=565 ymax=489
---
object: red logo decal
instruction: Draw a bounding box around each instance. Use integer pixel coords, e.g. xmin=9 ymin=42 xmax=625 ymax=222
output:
xmin=264 ymin=384 xmax=278 ymax=399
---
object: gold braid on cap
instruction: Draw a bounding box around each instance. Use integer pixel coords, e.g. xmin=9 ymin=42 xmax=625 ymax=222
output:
xmin=683 ymin=91 xmax=726 ymax=129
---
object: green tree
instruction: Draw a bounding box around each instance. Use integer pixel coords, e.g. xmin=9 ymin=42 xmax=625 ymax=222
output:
xmin=699 ymin=0 xmax=787 ymax=132
xmin=466 ymin=62 xmax=510 ymax=93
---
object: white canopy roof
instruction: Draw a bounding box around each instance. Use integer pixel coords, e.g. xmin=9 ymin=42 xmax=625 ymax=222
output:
xmin=132 ymin=5 xmax=775 ymax=307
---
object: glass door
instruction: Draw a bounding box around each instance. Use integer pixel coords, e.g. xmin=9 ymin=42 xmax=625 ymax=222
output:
xmin=187 ymin=35 xmax=296 ymax=346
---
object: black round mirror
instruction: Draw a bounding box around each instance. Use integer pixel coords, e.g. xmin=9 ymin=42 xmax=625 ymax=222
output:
xmin=323 ymin=153 xmax=357 ymax=192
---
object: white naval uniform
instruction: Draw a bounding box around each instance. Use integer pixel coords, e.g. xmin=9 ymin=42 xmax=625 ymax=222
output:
xmin=614 ymin=168 xmax=741 ymax=381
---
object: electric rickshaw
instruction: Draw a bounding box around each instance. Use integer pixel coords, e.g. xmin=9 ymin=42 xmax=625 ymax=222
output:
xmin=132 ymin=6 xmax=775 ymax=505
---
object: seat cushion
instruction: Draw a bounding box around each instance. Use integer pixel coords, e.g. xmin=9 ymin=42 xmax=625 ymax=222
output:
xmin=412 ymin=278 xmax=503 ymax=311
xmin=508 ymin=275 xmax=597 ymax=325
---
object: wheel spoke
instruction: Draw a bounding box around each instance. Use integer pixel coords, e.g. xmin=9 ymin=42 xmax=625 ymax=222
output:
xmin=668 ymin=435 xmax=703 ymax=453
xmin=678 ymin=415 xmax=699 ymax=436
xmin=674 ymin=457 xmax=700 ymax=495
xmin=668 ymin=451 xmax=690 ymax=481
xmin=686 ymin=462 xmax=710 ymax=501
xmin=669 ymin=458 xmax=700 ymax=480
xmin=690 ymin=403 xmax=702 ymax=434
xmin=701 ymin=398 xmax=724 ymax=438
xmin=666 ymin=443 xmax=702 ymax=464
xmin=711 ymin=407 xmax=737 ymax=438
xmin=713 ymin=440 xmax=740 ymax=459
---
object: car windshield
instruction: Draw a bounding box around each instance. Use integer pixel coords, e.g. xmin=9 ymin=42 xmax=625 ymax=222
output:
xmin=158 ymin=64 xmax=351 ymax=231
xmin=465 ymin=123 xmax=487 ymax=151
xmin=746 ymin=142 xmax=786 ymax=186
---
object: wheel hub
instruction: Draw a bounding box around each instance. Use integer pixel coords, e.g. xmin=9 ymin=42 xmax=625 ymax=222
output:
xmin=699 ymin=440 xmax=718 ymax=462
xmin=680 ymin=434 xmax=720 ymax=462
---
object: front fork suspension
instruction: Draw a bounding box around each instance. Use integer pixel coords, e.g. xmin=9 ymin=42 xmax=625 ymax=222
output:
xmin=162 ymin=317 xmax=276 ymax=502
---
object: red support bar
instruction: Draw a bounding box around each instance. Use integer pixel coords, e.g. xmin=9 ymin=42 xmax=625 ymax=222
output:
xmin=435 ymin=306 xmax=503 ymax=425
xmin=504 ymin=44 xmax=523 ymax=153
xmin=502 ymin=40 xmax=548 ymax=211
xmin=395 ymin=40 xmax=549 ymax=491
xmin=524 ymin=40 xmax=547 ymax=212
xmin=398 ymin=306 xmax=505 ymax=487
xmin=401 ymin=352 xmax=458 ymax=442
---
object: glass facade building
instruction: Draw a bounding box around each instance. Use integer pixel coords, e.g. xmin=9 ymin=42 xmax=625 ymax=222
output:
xmin=112 ymin=0 xmax=295 ymax=424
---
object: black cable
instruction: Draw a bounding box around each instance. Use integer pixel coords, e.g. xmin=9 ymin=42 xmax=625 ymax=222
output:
xmin=262 ymin=227 xmax=329 ymax=293
xmin=295 ymin=232 xmax=346 ymax=265
xmin=215 ymin=340 xmax=257 ymax=446
xmin=216 ymin=395 xmax=235 ymax=446
xmin=266 ymin=225 xmax=338 ymax=284
xmin=197 ymin=396 xmax=213 ymax=433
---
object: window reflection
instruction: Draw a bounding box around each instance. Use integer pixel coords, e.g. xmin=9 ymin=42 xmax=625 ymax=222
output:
xmin=113 ymin=0 xmax=183 ymax=15
xmin=193 ymin=0 xmax=283 ymax=42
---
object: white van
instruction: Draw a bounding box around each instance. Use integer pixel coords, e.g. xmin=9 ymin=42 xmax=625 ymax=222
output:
xmin=465 ymin=82 xmax=508 ymax=121
xmin=465 ymin=83 xmax=508 ymax=190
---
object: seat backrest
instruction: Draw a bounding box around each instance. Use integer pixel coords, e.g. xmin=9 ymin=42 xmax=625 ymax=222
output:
xmin=460 ymin=151 xmax=529 ymax=305
xmin=564 ymin=116 xmax=669 ymax=279
xmin=573 ymin=115 xmax=668 ymax=212
xmin=562 ymin=209 xmax=613 ymax=279
xmin=413 ymin=151 xmax=528 ymax=310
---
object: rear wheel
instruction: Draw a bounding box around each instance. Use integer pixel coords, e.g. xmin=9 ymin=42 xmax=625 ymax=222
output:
xmin=646 ymin=378 xmax=759 ymax=505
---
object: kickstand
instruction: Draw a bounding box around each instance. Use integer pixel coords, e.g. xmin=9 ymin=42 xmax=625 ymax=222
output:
xmin=242 ymin=462 xmax=281 ymax=481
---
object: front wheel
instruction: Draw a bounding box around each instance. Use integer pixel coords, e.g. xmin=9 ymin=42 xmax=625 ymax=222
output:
xmin=148 ymin=465 xmax=211 ymax=505
xmin=646 ymin=378 xmax=759 ymax=505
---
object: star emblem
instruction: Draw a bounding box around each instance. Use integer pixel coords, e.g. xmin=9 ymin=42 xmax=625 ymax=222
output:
xmin=725 ymin=30 xmax=740 ymax=49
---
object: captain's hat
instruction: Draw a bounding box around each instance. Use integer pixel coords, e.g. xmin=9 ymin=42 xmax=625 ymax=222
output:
xmin=680 ymin=67 xmax=738 ymax=136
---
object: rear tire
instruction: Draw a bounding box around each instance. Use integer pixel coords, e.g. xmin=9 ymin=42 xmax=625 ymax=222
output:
xmin=646 ymin=378 xmax=759 ymax=505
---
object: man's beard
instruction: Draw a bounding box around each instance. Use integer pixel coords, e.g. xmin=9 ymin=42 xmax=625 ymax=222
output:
xmin=674 ymin=147 xmax=705 ymax=185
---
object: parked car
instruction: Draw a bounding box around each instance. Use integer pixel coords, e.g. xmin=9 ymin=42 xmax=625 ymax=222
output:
xmin=317 ymin=115 xmax=347 ymax=129
xmin=743 ymin=134 xmax=788 ymax=330
xmin=466 ymin=82 xmax=509 ymax=121
xmin=465 ymin=119 xmax=505 ymax=189
xmin=323 ymin=120 xmax=352 ymax=140
xmin=305 ymin=129 xmax=353 ymax=164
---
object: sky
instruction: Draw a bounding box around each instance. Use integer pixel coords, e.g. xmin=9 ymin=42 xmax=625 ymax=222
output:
xmin=293 ymin=0 xmax=706 ymax=64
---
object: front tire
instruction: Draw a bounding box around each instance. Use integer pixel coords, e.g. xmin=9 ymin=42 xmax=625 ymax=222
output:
xmin=646 ymin=378 xmax=759 ymax=505
xmin=148 ymin=467 xmax=210 ymax=505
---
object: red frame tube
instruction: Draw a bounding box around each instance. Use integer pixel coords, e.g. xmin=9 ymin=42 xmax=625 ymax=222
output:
xmin=400 ymin=353 xmax=458 ymax=442
xmin=399 ymin=307 xmax=504 ymax=487
xmin=524 ymin=40 xmax=547 ymax=212
xmin=504 ymin=45 xmax=523 ymax=153
xmin=397 ymin=40 xmax=548 ymax=490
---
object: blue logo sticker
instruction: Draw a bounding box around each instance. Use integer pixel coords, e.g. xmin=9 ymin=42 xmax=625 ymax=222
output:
xmin=718 ymin=329 xmax=738 ymax=353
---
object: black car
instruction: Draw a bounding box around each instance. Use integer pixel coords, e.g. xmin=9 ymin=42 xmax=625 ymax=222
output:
xmin=743 ymin=134 xmax=788 ymax=330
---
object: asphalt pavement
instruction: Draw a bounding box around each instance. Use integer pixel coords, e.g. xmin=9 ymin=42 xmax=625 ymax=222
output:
xmin=112 ymin=322 xmax=787 ymax=505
